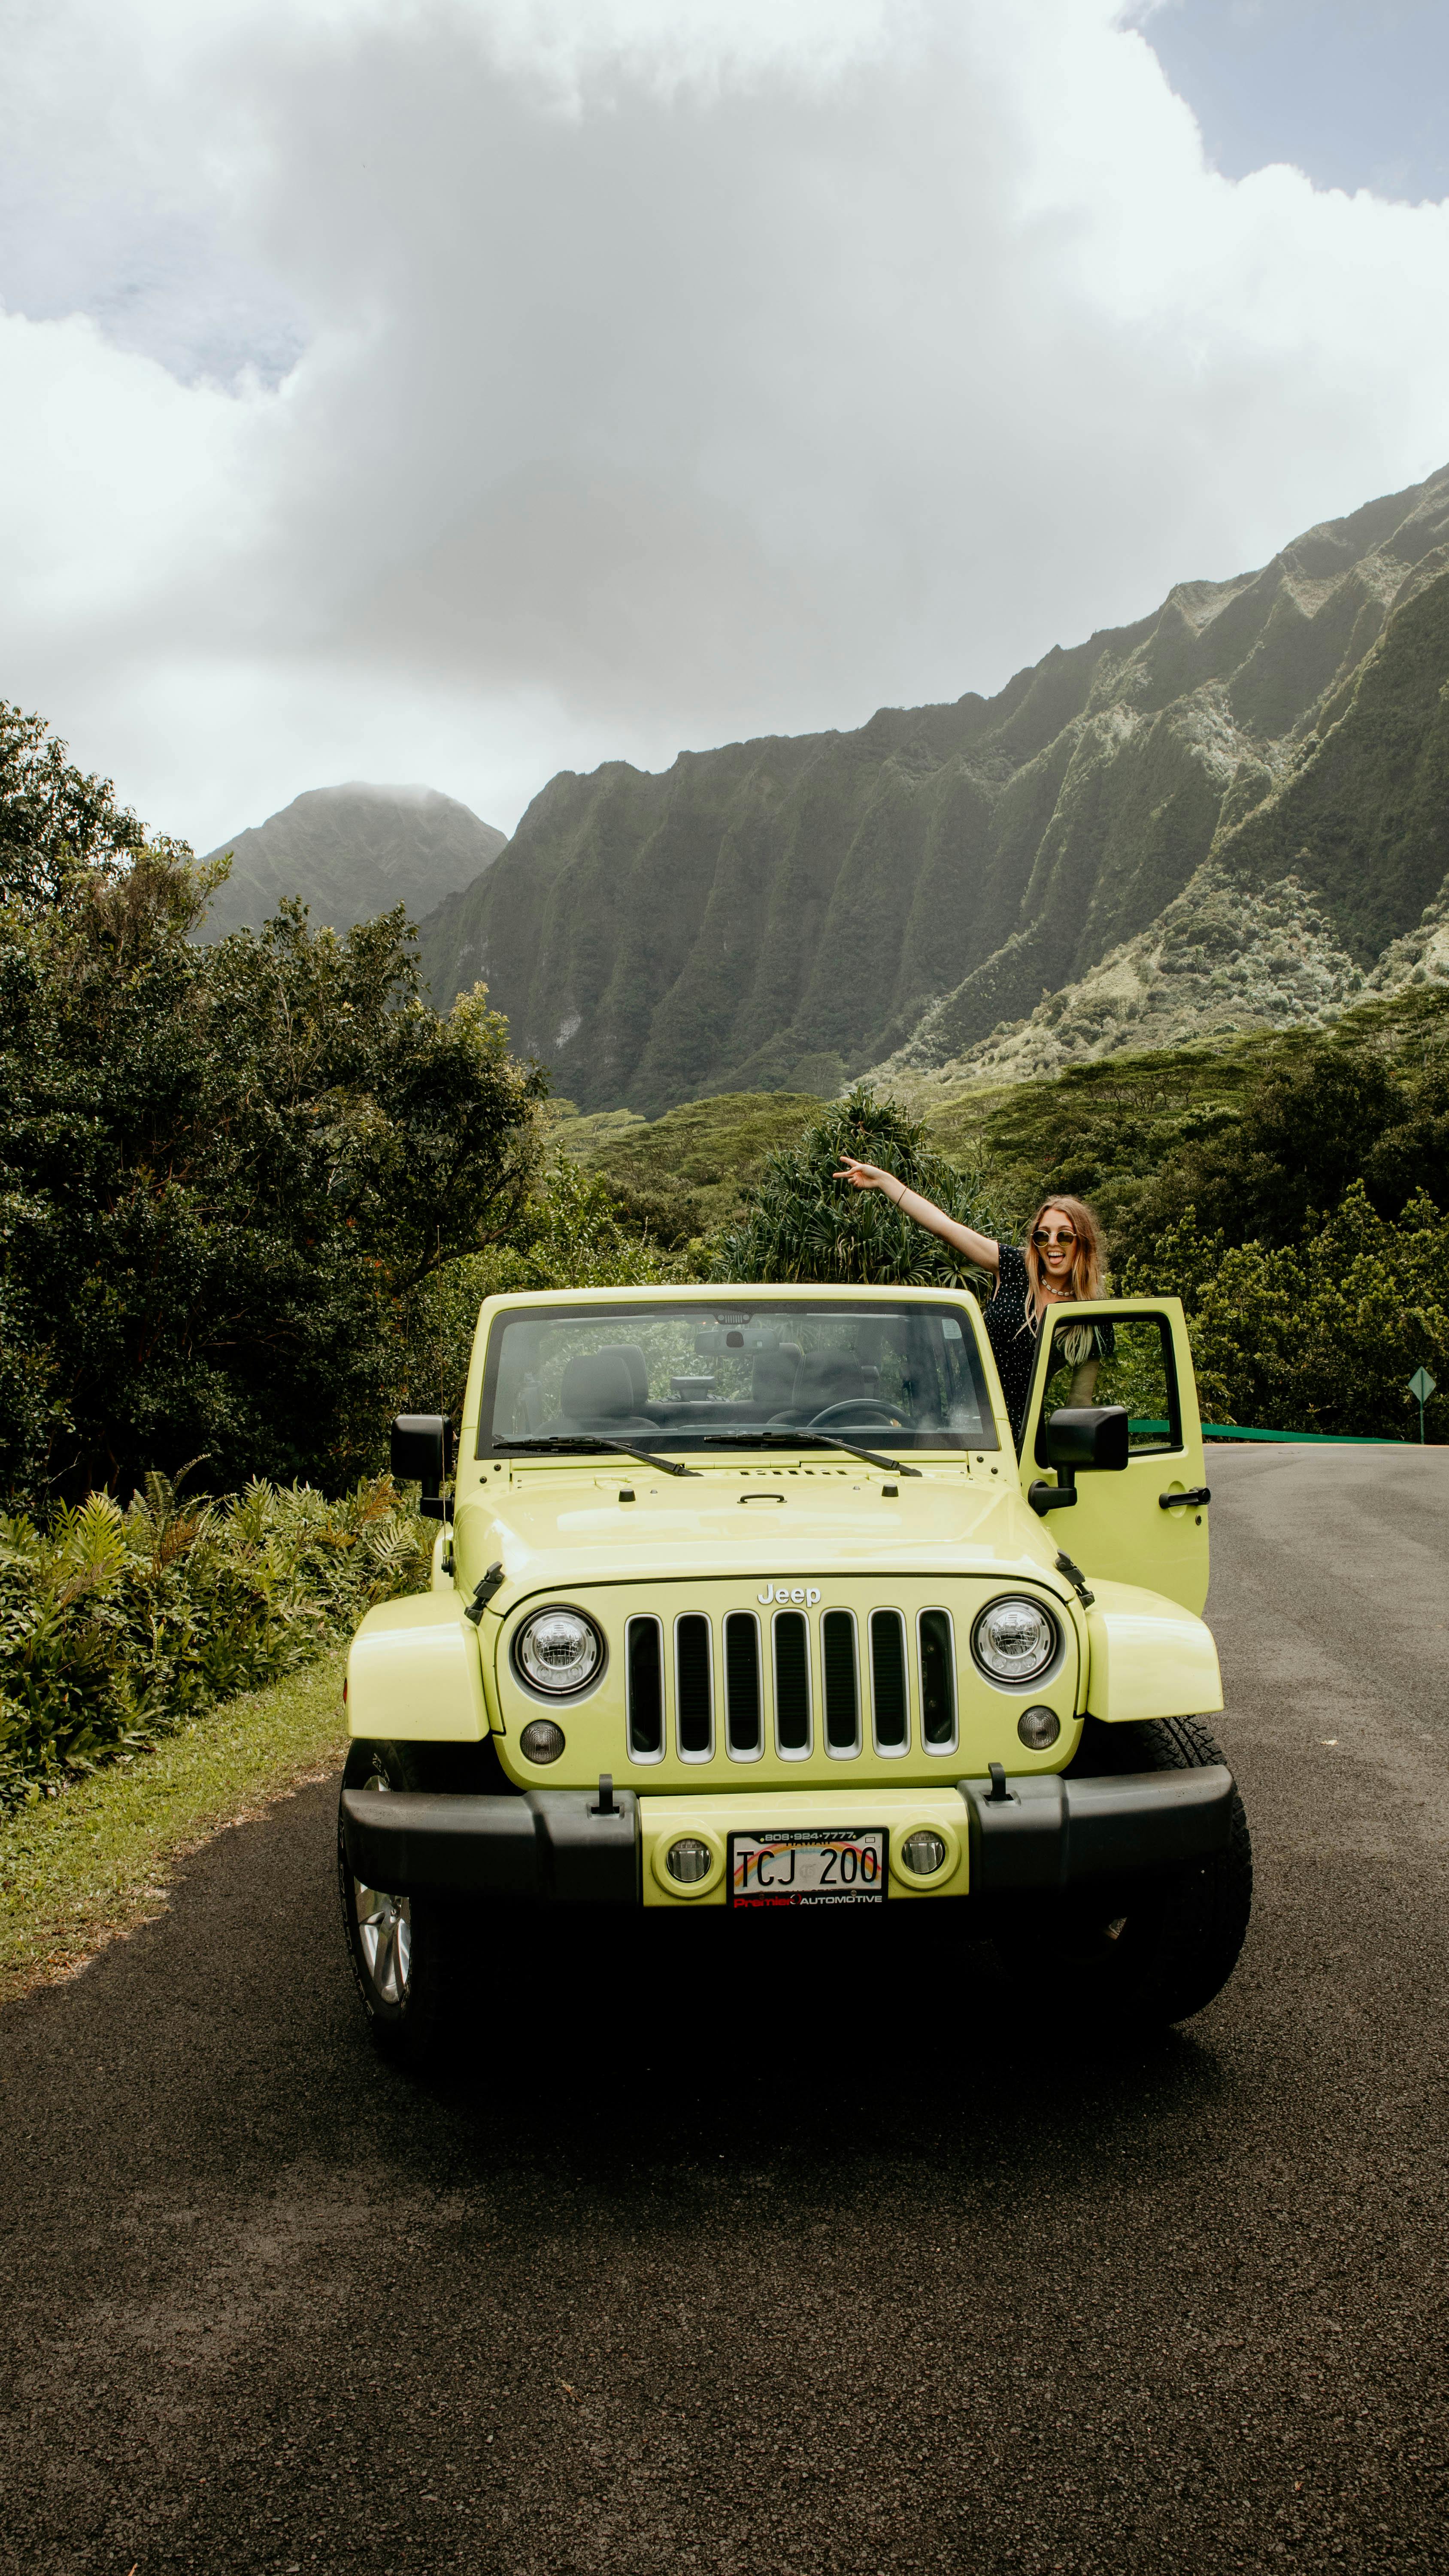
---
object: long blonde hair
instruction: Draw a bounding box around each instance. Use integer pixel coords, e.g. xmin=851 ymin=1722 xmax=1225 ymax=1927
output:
xmin=1022 ymin=1195 xmax=1107 ymax=1355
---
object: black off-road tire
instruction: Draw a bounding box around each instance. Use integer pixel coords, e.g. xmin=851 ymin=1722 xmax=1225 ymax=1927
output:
xmin=337 ymin=1738 xmax=467 ymax=2065
xmin=992 ymin=1715 xmax=1253 ymax=2029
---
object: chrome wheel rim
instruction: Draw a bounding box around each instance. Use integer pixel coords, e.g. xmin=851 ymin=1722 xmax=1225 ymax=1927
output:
xmin=352 ymin=1772 xmax=412 ymax=2004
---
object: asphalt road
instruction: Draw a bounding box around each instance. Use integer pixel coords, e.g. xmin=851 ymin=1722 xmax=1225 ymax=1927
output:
xmin=4 ymin=1445 xmax=1449 ymax=2576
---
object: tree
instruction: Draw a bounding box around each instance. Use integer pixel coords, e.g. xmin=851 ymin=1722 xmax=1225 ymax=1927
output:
xmin=1123 ymin=1186 xmax=1449 ymax=1440
xmin=712 ymin=1086 xmax=1003 ymax=1286
xmin=396 ymin=1156 xmax=683 ymax=1423
xmin=0 ymin=700 xmax=149 ymax=913
xmin=0 ymin=715 xmax=545 ymax=1502
xmin=1117 ymin=1039 xmax=1449 ymax=1264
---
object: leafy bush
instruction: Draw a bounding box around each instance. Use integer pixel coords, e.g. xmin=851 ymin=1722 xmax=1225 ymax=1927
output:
xmin=396 ymin=1156 xmax=685 ymax=1420
xmin=0 ymin=707 xmax=546 ymax=1505
xmin=0 ymin=700 xmax=149 ymax=911
xmin=0 ymin=1472 xmax=431 ymax=1804
xmin=1123 ymin=1184 xmax=1448 ymax=1440
xmin=930 ymin=989 xmax=1449 ymax=1282
xmin=1117 ymin=1041 xmax=1449 ymax=1262
xmin=713 ymin=1086 xmax=1005 ymax=1285
xmin=566 ymin=1092 xmax=831 ymax=1250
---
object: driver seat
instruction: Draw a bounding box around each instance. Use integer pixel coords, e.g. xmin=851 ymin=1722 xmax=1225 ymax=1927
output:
xmin=791 ymin=1351 xmax=867 ymax=1414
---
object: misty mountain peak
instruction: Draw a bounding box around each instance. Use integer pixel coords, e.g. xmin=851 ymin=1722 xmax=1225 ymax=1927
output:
xmin=197 ymin=781 xmax=506 ymax=943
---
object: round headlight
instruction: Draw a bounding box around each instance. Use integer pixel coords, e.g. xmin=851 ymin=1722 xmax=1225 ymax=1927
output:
xmin=666 ymin=1837 xmax=713 ymax=1886
xmin=1017 ymin=1704 xmax=1061 ymax=1751
xmin=515 ymin=1606 xmax=603 ymax=1696
xmin=519 ymin=1718 xmax=566 ymax=1764
xmin=972 ymin=1595 xmax=1057 ymax=1684
xmin=900 ymin=1828 xmax=948 ymax=1877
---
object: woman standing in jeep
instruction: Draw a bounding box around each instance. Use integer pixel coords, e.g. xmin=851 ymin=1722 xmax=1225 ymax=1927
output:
xmin=834 ymin=1162 xmax=1109 ymax=1444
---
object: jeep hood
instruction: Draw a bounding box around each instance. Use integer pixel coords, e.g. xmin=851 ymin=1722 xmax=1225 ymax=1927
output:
xmin=453 ymin=1467 xmax=1063 ymax=1599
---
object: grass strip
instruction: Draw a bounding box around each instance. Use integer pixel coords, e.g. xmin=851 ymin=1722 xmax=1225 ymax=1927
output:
xmin=0 ymin=1649 xmax=347 ymax=2008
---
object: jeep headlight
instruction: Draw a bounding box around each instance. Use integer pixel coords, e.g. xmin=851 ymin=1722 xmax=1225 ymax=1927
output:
xmin=971 ymin=1595 xmax=1057 ymax=1684
xmin=514 ymin=1606 xmax=604 ymax=1696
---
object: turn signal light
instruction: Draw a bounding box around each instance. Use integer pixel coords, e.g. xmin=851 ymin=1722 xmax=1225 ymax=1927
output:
xmin=1017 ymin=1705 xmax=1061 ymax=1750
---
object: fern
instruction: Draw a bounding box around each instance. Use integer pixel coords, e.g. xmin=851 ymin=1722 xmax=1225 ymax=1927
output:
xmin=0 ymin=1471 xmax=431 ymax=1806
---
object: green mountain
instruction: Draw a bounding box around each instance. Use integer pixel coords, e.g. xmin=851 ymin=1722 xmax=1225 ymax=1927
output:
xmin=197 ymin=783 xmax=506 ymax=943
xmin=418 ymin=464 xmax=1449 ymax=1111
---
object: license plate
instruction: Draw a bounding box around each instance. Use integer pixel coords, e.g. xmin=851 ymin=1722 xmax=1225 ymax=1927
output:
xmin=727 ymin=1827 xmax=888 ymax=1909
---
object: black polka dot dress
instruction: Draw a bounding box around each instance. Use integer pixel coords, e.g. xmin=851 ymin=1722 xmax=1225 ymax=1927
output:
xmin=982 ymin=1243 xmax=1039 ymax=1447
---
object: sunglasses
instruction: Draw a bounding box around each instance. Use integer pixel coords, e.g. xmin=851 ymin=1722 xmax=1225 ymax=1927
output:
xmin=1032 ymin=1227 xmax=1077 ymax=1247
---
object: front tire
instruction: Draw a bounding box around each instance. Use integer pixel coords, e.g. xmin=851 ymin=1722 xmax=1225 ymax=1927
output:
xmin=992 ymin=1714 xmax=1253 ymax=2029
xmin=337 ymin=1739 xmax=460 ymax=2063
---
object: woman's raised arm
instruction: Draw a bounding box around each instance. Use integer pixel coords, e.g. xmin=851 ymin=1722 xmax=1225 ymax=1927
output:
xmin=835 ymin=1156 xmax=1000 ymax=1273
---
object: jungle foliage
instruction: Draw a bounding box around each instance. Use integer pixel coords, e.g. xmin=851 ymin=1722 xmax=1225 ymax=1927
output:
xmin=941 ymin=987 xmax=1449 ymax=1275
xmin=1121 ymin=1189 xmax=1449 ymax=1442
xmin=0 ymin=1471 xmax=430 ymax=1804
xmin=0 ymin=707 xmax=546 ymax=1508
xmin=562 ymin=1090 xmax=831 ymax=1250
xmin=618 ymin=990 xmax=1449 ymax=1439
xmin=399 ymin=1156 xmax=682 ymax=1423
xmin=712 ymin=1087 xmax=1003 ymax=1288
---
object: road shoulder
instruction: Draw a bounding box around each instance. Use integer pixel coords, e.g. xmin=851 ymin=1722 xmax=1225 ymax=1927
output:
xmin=0 ymin=1650 xmax=346 ymax=2007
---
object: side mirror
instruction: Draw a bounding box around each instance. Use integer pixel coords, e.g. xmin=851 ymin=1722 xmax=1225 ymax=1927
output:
xmin=391 ymin=1413 xmax=455 ymax=1520
xmin=1028 ymin=1405 xmax=1129 ymax=1516
xmin=1045 ymin=1405 xmax=1129 ymax=1473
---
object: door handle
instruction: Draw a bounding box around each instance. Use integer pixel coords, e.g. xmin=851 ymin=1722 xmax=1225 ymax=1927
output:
xmin=1158 ymin=1486 xmax=1211 ymax=1510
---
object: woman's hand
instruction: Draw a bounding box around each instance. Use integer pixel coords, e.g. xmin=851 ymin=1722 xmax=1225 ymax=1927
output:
xmin=834 ymin=1155 xmax=1001 ymax=1273
xmin=835 ymin=1156 xmax=896 ymax=1194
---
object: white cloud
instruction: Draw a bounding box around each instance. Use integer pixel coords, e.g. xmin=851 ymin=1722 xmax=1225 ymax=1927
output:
xmin=0 ymin=0 xmax=1446 ymax=854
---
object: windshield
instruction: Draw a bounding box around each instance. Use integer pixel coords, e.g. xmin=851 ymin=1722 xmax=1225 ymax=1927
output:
xmin=477 ymin=1300 xmax=999 ymax=1455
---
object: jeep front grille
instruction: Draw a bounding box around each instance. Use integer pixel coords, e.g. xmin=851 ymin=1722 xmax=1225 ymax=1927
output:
xmin=625 ymin=1604 xmax=960 ymax=1765
xmin=624 ymin=1616 xmax=664 ymax=1759
xmin=724 ymin=1611 xmax=762 ymax=1757
xmin=821 ymin=1608 xmax=860 ymax=1754
xmin=919 ymin=1608 xmax=957 ymax=1749
xmin=773 ymin=1612 xmax=809 ymax=1758
xmin=676 ymin=1613 xmax=713 ymax=1761
xmin=870 ymin=1610 xmax=908 ymax=1754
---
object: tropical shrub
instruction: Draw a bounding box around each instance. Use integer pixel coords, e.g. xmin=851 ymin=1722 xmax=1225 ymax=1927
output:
xmin=1123 ymin=1185 xmax=1449 ymax=1441
xmin=0 ymin=706 xmax=546 ymax=1505
xmin=712 ymin=1086 xmax=1006 ymax=1286
xmin=0 ymin=1470 xmax=431 ymax=1804
xmin=395 ymin=1156 xmax=685 ymax=1422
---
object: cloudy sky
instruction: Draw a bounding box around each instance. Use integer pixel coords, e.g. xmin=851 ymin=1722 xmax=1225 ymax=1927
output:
xmin=2 ymin=0 xmax=1447 ymax=851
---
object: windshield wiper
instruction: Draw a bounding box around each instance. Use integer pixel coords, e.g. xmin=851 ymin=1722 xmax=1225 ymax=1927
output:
xmin=701 ymin=1430 xmax=922 ymax=1478
xmin=494 ymin=1436 xmax=700 ymax=1478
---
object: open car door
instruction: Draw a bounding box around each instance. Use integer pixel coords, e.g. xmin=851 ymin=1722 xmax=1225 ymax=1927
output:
xmin=1017 ymin=1299 xmax=1210 ymax=1616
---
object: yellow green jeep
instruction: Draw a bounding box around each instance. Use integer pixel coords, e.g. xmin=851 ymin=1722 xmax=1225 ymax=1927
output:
xmin=338 ymin=1284 xmax=1250 ymax=2055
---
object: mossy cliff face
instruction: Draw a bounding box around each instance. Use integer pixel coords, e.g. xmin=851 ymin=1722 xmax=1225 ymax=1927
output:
xmin=885 ymin=864 xmax=1369 ymax=1092
xmin=418 ymin=466 xmax=1449 ymax=1113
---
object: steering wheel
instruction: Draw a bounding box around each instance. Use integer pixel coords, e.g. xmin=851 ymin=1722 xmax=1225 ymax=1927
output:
xmin=804 ymin=1399 xmax=909 ymax=1430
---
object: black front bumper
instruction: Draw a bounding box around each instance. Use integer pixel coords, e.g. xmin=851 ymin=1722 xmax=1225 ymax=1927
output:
xmin=340 ymin=1764 xmax=1236 ymax=1905
xmin=341 ymin=1787 xmax=641 ymax=1905
xmin=958 ymin=1766 xmax=1235 ymax=1892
